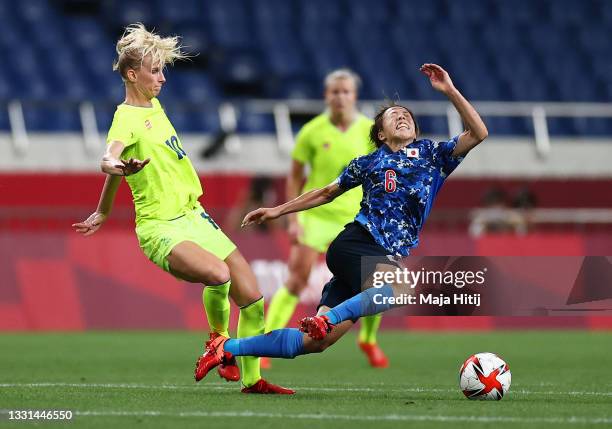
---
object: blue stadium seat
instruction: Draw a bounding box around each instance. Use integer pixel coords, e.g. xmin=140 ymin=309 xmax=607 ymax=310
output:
xmin=94 ymin=103 xmax=117 ymax=131
xmin=446 ymin=0 xmax=493 ymax=23
xmin=22 ymin=103 xmax=81 ymax=131
xmin=494 ymin=0 xmax=546 ymax=23
xmin=155 ymin=0 xmax=203 ymax=24
xmin=211 ymin=49 xmax=264 ymax=87
xmin=417 ymin=115 xmax=449 ymax=137
xmin=573 ymin=117 xmax=612 ymax=136
xmin=527 ymin=24 xmax=575 ymax=56
xmin=484 ymin=117 xmax=531 ymax=136
xmin=268 ymin=78 xmax=320 ymax=99
xmin=0 ymin=0 xmax=606 ymax=137
xmin=601 ymin=0 xmax=612 ymax=24
xmin=546 ymin=0 xmax=593 ymax=25
xmin=175 ymin=25 xmax=210 ymax=56
xmin=579 ymin=26 xmax=609 ymax=56
xmin=164 ymin=106 xmax=220 ymax=133
xmin=347 ymin=0 xmax=390 ymax=24
xmin=262 ymin=44 xmax=308 ymax=79
xmin=236 ymin=108 xmax=276 ymax=133
xmin=15 ymin=0 xmax=55 ymax=23
xmin=173 ymin=71 xmax=220 ymax=104
xmin=547 ymin=117 xmax=577 ymax=136
xmin=506 ymin=76 xmax=553 ymax=101
xmin=480 ymin=22 xmax=526 ymax=51
xmin=306 ymin=42 xmax=356 ymax=83
xmin=0 ymin=103 xmax=10 ymax=131
xmin=393 ymin=0 xmax=443 ymax=23
xmin=591 ymin=56 xmax=612 ymax=89
xmin=67 ymin=18 xmax=111 ymax=50
xmin=298 ymin=0 xmax=343 ymax=24
xmin=108 ymin=0 xmax=155 ymax=27
xmin=251 ymin=0 xmax=294 ymax=24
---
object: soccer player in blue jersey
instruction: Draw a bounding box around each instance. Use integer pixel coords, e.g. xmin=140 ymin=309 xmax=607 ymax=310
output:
xmin=194 ymin=64 xmax=488 ymax=381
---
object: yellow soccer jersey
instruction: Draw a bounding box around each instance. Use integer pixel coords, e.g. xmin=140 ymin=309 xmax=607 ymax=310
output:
xmin=292 ymin=113 xmax=374 ymax=221
xmin=106 ymin=98 xmax=202 ymax=224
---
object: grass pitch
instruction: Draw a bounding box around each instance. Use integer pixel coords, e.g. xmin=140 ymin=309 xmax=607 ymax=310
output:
xmin=1 ymin=331 xmax=611 ymax=428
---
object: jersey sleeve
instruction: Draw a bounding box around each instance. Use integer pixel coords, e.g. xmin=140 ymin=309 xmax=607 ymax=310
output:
xmin=291 ymin=127 xmax=312 ymax=164
xmin=430 ymin=135 xmax=464 ymax=177
xmin=106 ymin=110 xmax=137 ymax=148
xmin=336 ymin=155 xmax=367 ymax=190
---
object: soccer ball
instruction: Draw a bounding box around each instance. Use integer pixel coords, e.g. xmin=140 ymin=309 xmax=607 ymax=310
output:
xmin=459 ymin=352 xmax=511 ymax=400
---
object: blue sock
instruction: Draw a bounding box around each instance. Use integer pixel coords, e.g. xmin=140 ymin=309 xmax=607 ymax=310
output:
xmin=325 ymin=284 xmax=395 ymax=325
xmin=224 ymin=328 xmax=305 ymax=359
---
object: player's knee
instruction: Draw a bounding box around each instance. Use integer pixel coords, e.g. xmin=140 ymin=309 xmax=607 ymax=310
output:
xmin=206 ymin=262 xmax=230 ymax=285
xmin=285 ymin=275 xmax=308 ymax=295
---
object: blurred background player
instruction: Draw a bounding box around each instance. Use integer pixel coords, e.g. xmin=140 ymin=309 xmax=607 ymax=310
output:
xmin=262 ymin=69 xmax=389 ymax=369
xmin=195 ymin=64 xmax=489 ymax=378
xmin=72 ymin=23 xmax=292 ymax=394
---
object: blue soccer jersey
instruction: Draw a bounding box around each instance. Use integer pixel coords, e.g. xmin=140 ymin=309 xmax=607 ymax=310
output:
xmin=336 ymin=136 xmax=464 ymax=256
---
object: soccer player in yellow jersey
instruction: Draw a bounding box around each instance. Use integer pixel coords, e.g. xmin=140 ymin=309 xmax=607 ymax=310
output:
xmin=262 ymin=69 xmax=389 ymax=369
xmin=72 ymin=24 xmax=292 ymax=394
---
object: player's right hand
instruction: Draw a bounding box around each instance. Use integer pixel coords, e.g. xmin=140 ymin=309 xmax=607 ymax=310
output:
xmin=114 ymin=158 xmax=150 ymax=176
xmin=241 ymin=207 xmax=280 ymax=228
xmin=72 ymin=212 xmax=107 ymax=236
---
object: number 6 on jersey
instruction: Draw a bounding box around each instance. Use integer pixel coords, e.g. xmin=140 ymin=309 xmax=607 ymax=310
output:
xmin=384 ymin=169 xmax=397 ymax=193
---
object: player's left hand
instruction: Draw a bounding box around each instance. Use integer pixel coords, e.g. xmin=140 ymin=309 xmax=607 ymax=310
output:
xmin=420 ymin=64 xmax=455 ymax=94
xmin=72 ymin=211 xmax=107 ymax=236
xmin=241 ymin=207 xmax=281 ymax=227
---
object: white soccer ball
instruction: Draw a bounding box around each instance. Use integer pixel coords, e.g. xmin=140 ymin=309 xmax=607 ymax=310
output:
xmin=459 ymin=352 xmax=511 ymax=400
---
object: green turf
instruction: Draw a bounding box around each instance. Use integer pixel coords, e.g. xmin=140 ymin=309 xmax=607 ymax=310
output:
xmin=0 ymin=331 xmax=611 ymax=428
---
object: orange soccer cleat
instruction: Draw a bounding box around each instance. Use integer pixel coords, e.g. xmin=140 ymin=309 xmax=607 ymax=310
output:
xmin=298 ymin=315 xmax=335 ymax=340
xmin=194 ymin=334 xmax=233 ymax=382
xmin=241 ymin=378 xmax=295 ymax=394
xmin=358 ymin=341 xmax=389 ymax=368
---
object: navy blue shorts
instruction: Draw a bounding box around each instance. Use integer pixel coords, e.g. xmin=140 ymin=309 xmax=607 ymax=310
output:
xmin=318 ymin=222 xmax=397 ymax=310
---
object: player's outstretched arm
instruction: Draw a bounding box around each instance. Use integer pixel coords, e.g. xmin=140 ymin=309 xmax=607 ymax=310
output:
xmin=72 ymin=174 xmax=122 ymax=236
xmin=420 ymin=63 xmax=488 ymax=157
xmin=101 ymin=140 xmax=150 ymax=176
xmin=241 ymin=181 xmax=344 ymax=227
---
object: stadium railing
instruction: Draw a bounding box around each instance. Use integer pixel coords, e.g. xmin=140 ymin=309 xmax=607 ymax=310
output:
xmin=3 ymin=99 xmax=612 ymax=158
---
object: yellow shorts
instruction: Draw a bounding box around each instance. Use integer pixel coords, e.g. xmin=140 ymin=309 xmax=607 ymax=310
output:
xmin=297 ymin=211 xmax=349 ymax=254
xmin=136 ymin=206 xmax=237 ymax=273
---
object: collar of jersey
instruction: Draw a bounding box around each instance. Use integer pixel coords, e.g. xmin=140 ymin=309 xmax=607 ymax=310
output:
xmin=381 ymin=140 xmax=420 ymax=155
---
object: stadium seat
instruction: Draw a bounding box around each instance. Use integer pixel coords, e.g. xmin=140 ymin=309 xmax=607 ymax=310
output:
xmin=494 ymin=0 xmax=546 ymax=24
xmin=0 ymin=0 xmax=608 ymax=136
xmin=417 ymin=115 xmax=449 ymax=137
xmin=22 ymin=103 xmax=81 ymax=132
xmin=484 ymin=117 xmax=531 ymax=136
xmin=546 ymin=0 xmax=593 ymax=25
xmin=573 ymin=117 xmax=612 ymax=137
xmin=155 ymin=0 xmax=203 ymax=24
xmin=0 ymin=103 xmax=10 ymax=131
xmin=251 ymin=0 xmax=294 ymax=24
xmin=236 ymin=108 xmax=276 ymax=133
xmin=109 ymin=0 xmax=154 ymax=27
xmin=298 ymin=0 xmax=343 ymax=24
xmin=393 ymin=0 xmax=442 ymax=23
xmin=94 ymin=103 xmax=117 ymax=131
xmin=173 ymin=71 xmax=220 ymax=104
xmin=446 ymin=0 xmax=493 ymax=24
xmin=547 ymin=117 xmax=578 ymax=136
xmin=267 ymin=78 xmax=320 ymax=100
xmin=347 ymin=0 xmax=391 ymax=24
